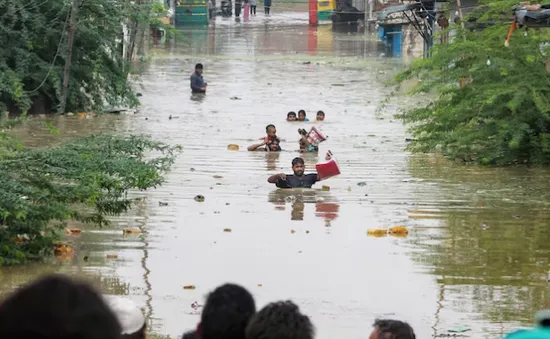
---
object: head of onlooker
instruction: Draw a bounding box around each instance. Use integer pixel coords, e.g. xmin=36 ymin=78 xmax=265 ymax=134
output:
xmin=369 ymin=319 xmax=416 ymax=339
xmin=0 ymin=274 xmax=121 ymax=339
xmin=246 ymin=300 xmax=314 ymax=339
xmin=104 ymin=295 xmax=146 ymax=339
xmin=182 ymin=330 xmax=199 ymax=339
xmin=197 ymin=283 xmax=256 ymax=339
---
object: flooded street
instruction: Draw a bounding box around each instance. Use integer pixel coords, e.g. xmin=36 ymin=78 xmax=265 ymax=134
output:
xmin=2 ymin=8 xmax=550 ymax=339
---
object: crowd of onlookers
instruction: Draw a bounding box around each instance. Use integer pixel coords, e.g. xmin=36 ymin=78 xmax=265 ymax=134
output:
xmin=0 ymin=274 xmax=416 ymax=339
xmin=1 ymin=274 xmax=549 ymax=339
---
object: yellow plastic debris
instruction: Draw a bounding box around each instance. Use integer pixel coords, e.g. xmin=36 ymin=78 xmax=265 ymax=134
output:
xmin=367 ymin=228 xmax=388 ymax=237
xmin=227 ymin=144 xmax=239 ymax=151
xmin=389 ymin=226 xmax=408 ymax=236
xmin=321 ymin=185 xmax=330 ymax=191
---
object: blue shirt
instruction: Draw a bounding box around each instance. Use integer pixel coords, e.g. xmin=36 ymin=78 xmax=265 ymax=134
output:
xmin=190 ymin=72 xmax=206 ymax=93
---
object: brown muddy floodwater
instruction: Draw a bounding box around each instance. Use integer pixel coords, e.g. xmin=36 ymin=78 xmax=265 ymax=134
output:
xmin=2 ymin=8 xmax=550 ymax=339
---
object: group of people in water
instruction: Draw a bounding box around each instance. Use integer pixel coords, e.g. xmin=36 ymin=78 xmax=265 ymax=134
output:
xmin=245 ymin=110 xmax=336 ymax=189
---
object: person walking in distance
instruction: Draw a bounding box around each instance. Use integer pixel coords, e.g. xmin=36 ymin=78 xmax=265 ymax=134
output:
xmin=264 ymin=0 xmax=271 ymax=15
xmin=250 ymin=0 xmax=257 ymax=15
xmin=190 ymin=63 xmax=207 ymax=94
xmin=244 ymin=0 xmax=250 ymax=20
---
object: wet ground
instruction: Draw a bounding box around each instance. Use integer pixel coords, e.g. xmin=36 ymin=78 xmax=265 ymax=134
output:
xmin=2 ymin=7 xmax=550 ymax=339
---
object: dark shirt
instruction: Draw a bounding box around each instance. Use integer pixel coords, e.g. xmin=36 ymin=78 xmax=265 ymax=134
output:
xmin=190 ymin=72 xmax=205 ymax=93
xmin=275 ymin=173 xmax=318 ymax=188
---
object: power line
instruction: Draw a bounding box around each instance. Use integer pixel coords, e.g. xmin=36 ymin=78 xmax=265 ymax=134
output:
xmin=25 ymin=5 xmax=72 ymax=94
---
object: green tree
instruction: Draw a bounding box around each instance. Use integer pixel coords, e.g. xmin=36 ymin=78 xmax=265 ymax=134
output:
xmin=0 ymin=0 xmax=162 ymax=115
xmin=395 ymin=0 xmax=550 ymax=165
xmin=0 ymin=117 xmax=180 ymax=265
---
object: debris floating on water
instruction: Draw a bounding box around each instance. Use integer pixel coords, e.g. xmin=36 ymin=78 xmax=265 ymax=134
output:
xmin=183 ymin=285 xmax=196 ymax=290
xmin=106 ymin=254 xmax=118 ymax=259
xmin=321 ymin=185 xmax=330 ymax=191
xmin=227 ymin=144 xmax=239 ymax=151
xmin=223 ymin=228 xmax=232 ymax=232
xmin=291 ymin=229 xmax=296 ymax=234
xmin=388 ymin=226 xmax=408 ymax=237
xmin=194 ymin=195 xmax=205 ymax=202
xmin=357 ymin=181 xmax=367 ymax=187
xmin=367 ymin=229 xmax=387 ymax=237
xmin=159 ymin=201 xmax=168 ymax=206
xmin=123 ymin=227 xmax=142 ymax=235
xmin=65 ymin=228 xmax=82 ymax=235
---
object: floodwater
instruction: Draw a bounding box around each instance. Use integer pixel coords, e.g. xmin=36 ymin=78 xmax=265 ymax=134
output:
xmin=2 ymin=6 xmax=550 ymax=339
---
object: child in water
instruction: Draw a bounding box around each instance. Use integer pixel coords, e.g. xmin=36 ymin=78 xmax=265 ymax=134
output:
xmin=298 ymin=110 xmax=309 ymax=121
xmin=316 ymin=110 xmax=325 ymax=121
xmin=287 ymin=112 xmax=297 ymax=121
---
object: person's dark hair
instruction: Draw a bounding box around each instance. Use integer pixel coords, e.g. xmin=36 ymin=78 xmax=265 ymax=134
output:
xmin=265 ymin=124 xmax=276 ymax=133
xmin=316 ymin=110 xmax=325 ymax=116
xmin=373 ymin=319 xmax=416 ymax=339
xmin=246 ymin=300 xmax=314 ymax=339
xmin=200 ymin=283 xmax=256 ymax=339
xmin=195 ymin=63 xmax=203 ymax=70
xmin=287 ymin=111 xmax=296 ymax=118
xmin=122 ymin=323 xmax=146 ymax=339
xmin=0 ymin=274 xmax=121 ymax=339
xmin=182 ymin=330 xmax=198 ymax=339
xmin=298 ymin=109 xmax=306 ymax=115
xmin=292 ymin=157 xmax=305 ymax=166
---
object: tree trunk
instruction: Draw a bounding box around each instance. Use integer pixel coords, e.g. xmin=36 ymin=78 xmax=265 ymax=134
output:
xmin=60 ymin=0 xmax=80 ymax=114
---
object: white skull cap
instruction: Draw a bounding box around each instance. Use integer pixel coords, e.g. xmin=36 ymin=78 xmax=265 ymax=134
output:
xmin=104 ymin=295 xmax=146 ymax=335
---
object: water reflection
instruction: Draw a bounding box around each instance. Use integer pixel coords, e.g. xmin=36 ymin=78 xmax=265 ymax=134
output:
xmin=265 ymin=152 xmax=280 ymax=171
xmin=268 ymin=189 xmax=339 ymax=223
xmin=407 ymin=155 xmax=550 ymax=334
xmin=164 ymin=13 xmax=386 ymax=57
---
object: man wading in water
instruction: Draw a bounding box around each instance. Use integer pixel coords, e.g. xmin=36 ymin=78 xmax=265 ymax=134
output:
xmin=268 ymin=151 xmax=332 ymax=188
xmin=190 ymin=63 xmax=207 ymax=93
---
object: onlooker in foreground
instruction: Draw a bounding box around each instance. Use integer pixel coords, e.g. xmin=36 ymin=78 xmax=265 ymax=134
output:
xmin=504 ymin=309 xmax=550 ymax=339
xmin=195 ymin=283 xmax=256 ymax=339
xmin=182 ymin=330 xmax=198 ymax=339
xmin=0 ymin=274 xmax=121 ymax=339
xmin=104 ymin=295 xmax=147 ymax=339
xmin=246 ymin=300 xmax=315 ymax=339
xmin=369 ymin=319 xmax=416 ymax=339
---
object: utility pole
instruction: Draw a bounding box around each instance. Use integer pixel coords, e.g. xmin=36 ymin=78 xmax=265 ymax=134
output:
xmin=60 ymin=0 xmax=80 ymax=114
xmin=456 ymin=0 xmax=464 ymax=28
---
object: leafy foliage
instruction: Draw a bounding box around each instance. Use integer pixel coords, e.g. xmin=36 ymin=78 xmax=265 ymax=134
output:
xmin=0 ymin=121 xmax=179 ymax=265
xmin=0 ymin=0 xmax=160 ymax=114
xmin=395 ymin=0 xmax=550 ymax=165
